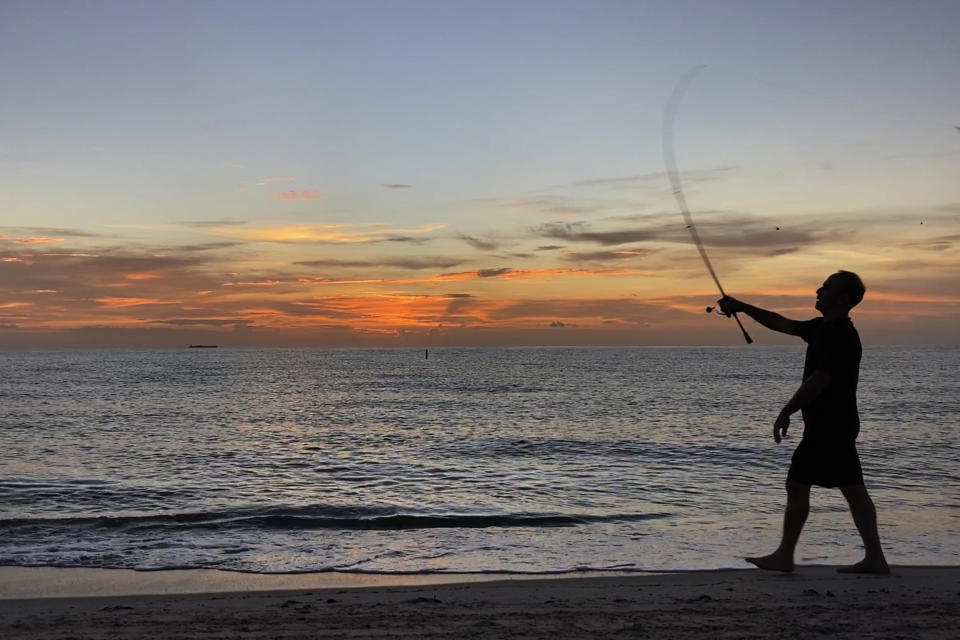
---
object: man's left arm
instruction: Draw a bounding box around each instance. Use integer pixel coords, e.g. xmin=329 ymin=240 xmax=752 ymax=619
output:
xmin=772 ymin=370 xmax=832 ymax=443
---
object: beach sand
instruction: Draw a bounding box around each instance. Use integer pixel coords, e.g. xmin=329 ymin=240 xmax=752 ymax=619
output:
xmin=1 ymin=566 xmax=957 ymax=639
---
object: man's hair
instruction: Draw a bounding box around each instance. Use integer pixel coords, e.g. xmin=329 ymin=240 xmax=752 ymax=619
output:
xmin=835 ymin=270 xmax=865 ymax=308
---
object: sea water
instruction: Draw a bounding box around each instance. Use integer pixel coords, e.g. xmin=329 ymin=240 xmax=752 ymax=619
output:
xmin=0 ymin=347 xmax=956 ymax=574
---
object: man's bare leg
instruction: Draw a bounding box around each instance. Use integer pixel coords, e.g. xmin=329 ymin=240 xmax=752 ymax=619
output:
xmin=746 ymin=480 xmax=810 ymax=572
xmin=837 ymin=484 xmax=890 ymax=574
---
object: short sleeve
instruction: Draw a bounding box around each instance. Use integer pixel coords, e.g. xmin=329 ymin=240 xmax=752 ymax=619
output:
xmin=793 ymin=318 xmax=820 ymax=343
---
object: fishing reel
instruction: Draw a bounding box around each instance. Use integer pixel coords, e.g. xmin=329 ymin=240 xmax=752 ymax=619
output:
xmin=705 ymin=305 xmax=730 ymax=317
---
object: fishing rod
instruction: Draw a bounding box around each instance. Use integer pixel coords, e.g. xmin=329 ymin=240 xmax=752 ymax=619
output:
xmin=662 ymin=65 xmax=753 ymax=344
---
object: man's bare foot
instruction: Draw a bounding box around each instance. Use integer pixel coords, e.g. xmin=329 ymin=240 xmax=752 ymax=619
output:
xmin=837 ymin=558 xmax=890 ymax=574
xmin=745 ymin=553 xmax=794 ymax=572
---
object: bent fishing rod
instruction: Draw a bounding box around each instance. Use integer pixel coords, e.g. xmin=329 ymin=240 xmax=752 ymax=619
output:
xmin=662 ymin=65 xmax=752 ymax=344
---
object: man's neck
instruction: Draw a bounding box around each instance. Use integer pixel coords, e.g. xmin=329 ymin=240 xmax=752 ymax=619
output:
xmin=821 ymin=309 xmax=850 ymax=322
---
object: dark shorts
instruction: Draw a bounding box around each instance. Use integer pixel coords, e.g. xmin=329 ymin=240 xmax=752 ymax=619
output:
xmin=787 ymin=437 xmax=864 ymax=488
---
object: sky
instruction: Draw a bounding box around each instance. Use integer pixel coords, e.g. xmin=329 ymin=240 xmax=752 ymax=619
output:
xmin=1 ymin=0 xmax=958 ymax=347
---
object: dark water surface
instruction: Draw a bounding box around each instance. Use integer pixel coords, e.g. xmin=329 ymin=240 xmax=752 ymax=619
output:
xmin=1 ymin=347 xmax=956 ymax=573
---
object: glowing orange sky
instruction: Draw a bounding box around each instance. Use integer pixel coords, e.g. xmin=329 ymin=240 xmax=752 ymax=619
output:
xmin=2 ymin=3 xmax=958 ymax=347
xmin=1 ymin=210 xmax=958 ymax=347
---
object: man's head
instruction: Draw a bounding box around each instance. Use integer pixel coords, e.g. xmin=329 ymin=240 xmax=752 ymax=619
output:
xmin=815 ymin=270 xmax=865 ymax=315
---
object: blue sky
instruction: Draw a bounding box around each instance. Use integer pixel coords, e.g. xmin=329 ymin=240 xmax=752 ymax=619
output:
xmin=1 ymin=0 xmax=958 ymax=346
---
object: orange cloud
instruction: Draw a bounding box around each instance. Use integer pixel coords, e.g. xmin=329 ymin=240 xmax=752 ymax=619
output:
xmin=124 ymin=271 xmax=164 ymax=281
xmin=270 ymin=189 xmax=322 ymax=201
xmin=228 ymin=223 xmax=445 ymax=244
xmin=14 ymin=237 xmax=64 ymax=244
xmin=297 ymin=277 xmax=385 ymax=285
xmin=222 ymin=280 xmax=281 ymax=287
xmin=94 ymin=297 xmax=179 ymax=308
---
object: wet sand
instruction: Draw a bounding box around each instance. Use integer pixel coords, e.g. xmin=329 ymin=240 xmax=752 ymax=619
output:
xmin=1 ymin=565 xmax=957 ymax=639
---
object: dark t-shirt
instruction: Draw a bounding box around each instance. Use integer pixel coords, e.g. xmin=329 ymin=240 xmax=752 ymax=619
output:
xmin=792 ymin=317 xmax=861 ymax=441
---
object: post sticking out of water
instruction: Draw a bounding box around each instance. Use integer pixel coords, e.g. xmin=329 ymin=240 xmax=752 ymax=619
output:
xmin=425 ymin=349 xmax=429 ymax=360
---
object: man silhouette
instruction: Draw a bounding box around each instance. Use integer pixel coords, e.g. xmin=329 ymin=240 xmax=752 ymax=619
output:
xmin=719 ymin=271 xmax=889 ymax=574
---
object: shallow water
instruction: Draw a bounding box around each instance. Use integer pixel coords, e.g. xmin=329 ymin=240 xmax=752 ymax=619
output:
xmin=1 ymin=346 xmax=957 ymax=573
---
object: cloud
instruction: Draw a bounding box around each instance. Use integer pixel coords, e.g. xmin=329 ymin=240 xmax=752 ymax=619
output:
xmin=458 ymin=235 xmax=500 ymax=251
xmin=39 ymin=252 xmax=96 ymax=257
xmin=0 ymin=249 xmax=217 ymax=308
xmin=296 ymin=256 xmax=465 ymax=270
xmin=898 ymin=234 xmax=960 ymax=252
xmin=763 ymin=247 xmax=801 ymax=257
xmin=149 ymin=318 xmax=247 ymax=327
xmin=560 ymin=249 xmax=654 ymax=263
xmin=474 ymin=168 xmax=739 ymax=220
xmin=123 ymin=271 xmax=164 ymax=281
xmin=12 ymin=237 xmax=63 ymax=244
xmin=502 ymin=196 xmax=609 ymax=217
xmin=3 ymin=195 xmax=956 ymax=345
xmin=297 ymin=277 xmax=385 ymax=285
xmin=256 ymin=176 xmax=295 ymax=185
xmin=270 ymin=189 xmax=323 ymax=201
xmin=295 ymin=258 xmax=378 ymax=268
xmin=295 ymin=266 xmax=638 ymax=288
xmin=167 ymin=241 xmax=246 ymax=252
xmin=381 ymin=235 xmax=433 ymax=245
xmin=477 ymin=268 xmax=513 ymax=278
xmin=430 ymin=267 xmax=637 ymax=283
xmin=382 ymin=183 xmax=412 ymax=189
xmin=0 ymin=226 xmax=103 ymax=239
xmin=179 ymin=220 xmax=249 ymax=228
xmin=568 ymin=166 xmax=738 ymax=189
xmin=227 ymin=223 xmax=445 ymax=244
xmin=444 ymin=293 xmax=474 ymax=316
xmin=533 ymin=221 xmax=659 ymax=246
xmin=222 ymin=280 xmax=282 ymax=287
xmin=94 ymin=297 xmax=180 ymax=308
xmin=532 ymin=216 xmax=821 ymax=250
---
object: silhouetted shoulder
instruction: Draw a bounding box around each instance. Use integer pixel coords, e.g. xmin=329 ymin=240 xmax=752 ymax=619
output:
xmin=792 ymin=318 xmax=823 ymax=343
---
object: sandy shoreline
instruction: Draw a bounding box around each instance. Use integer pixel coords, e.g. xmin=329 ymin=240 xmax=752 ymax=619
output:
xmin=0 ymin=566 xmax=583 ymax=600
xmin=1 ymin=566 xmax=957 ymax=639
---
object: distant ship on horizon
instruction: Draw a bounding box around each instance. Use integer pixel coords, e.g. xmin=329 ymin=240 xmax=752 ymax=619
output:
xmin=188 ymin=344 xmax=218 ymax=348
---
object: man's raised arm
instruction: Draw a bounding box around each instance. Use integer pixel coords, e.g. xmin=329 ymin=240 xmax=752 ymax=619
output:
xmin=718 ymin=296 xmax=799 ymax=336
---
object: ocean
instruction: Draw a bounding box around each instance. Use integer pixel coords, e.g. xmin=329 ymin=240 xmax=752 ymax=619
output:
xmin=0 ymin=346 xmax=956 ymax=575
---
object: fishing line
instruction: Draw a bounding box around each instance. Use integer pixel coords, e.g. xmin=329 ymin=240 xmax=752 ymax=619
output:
xmin=662 ymin=65 xmax=753 ymax=344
